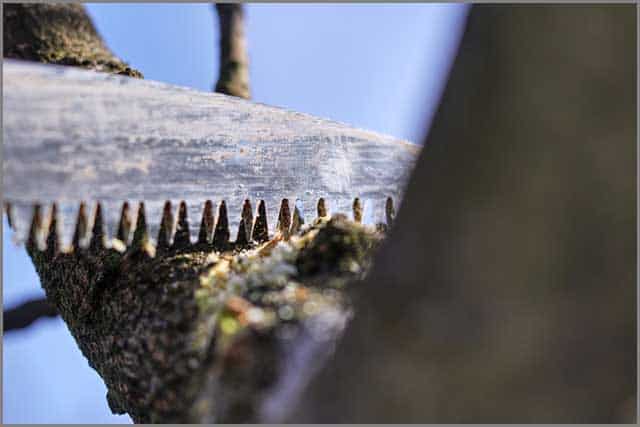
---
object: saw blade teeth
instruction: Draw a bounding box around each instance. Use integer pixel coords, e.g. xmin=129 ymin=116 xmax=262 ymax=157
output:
xmin=235 ymin=199 xmax=253 ymax=246
xmin=4 ymin=202 xmax=14 ymax=229
xmin=277 ymin=199 xmax=292 ymax=238
xmin=130 ymin=201 xmax=150 ymax=251
xmin=235 ymin=217 xmax=250 ymax=247
xmin=352 ymin=197 xmax=363 ymax=223
xmin=89 ymin=202 xmax=107 ymax=252
xmin=291 ymin=204 xmax=304 ymax=235
xmin=172 ymin=200 xmax=191 ymax=249
xmin=385 ymin=197 xmax=395 ymax=228
xmin=7 ymin=197 xmax=398 ymax=252
xmin=46 ymin=203 xmax=60 ymax=255
xmin=317 ymin=198 xmax=328 ymax=218
xmin=27 ymin=203 xmax=44 ymax=251
xmin=72 ymin=202 xmax=89 ymax=250
xmin=157 ymin=200 xmax=174 ymax=251
xmin=198 ymin=200 xmax=214 ymax=245
xmin=116 ymin=201 xmax=132 ymax=244
xmin=241 ymin=199 xmax=253 ymax=237
xmin=212 ymin=200 xmax=230 ymax=249
xmin=251 ymin=200 xmax=269 ymax=243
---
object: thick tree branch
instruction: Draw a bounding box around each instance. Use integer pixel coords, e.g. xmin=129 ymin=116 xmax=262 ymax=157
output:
xmin=214 ymin=4 xmax=250 ymax=99
xmin=3 ymin=3 xmax=142 ymax=77
xmin=26 ymin=211 xmax=380 ymax=422
xmin=4 ymin=297 xmax=58 ymax=333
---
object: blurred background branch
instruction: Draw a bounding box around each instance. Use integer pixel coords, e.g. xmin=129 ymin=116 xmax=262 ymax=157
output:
xmin=4 ymin=298 xmax=58 ymax=333
xmin=214 ymin=3 xmax=250 ymax=99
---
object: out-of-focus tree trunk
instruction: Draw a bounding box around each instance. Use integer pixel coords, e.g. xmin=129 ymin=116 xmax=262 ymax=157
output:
xmin=291 ymin=5 xmax=636 ymax=423
xmin=214 ymin=4 xmax=250 ymax=99
xmin=3 ymin=3 xmax=142 ymax=77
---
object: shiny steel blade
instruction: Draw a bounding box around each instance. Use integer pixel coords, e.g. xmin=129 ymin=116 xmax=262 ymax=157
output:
xmin=2 ymin=60 xmax=419 ymax=245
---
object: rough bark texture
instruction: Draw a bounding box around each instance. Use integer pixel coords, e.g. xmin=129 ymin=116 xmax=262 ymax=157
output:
xmin=291 ymin=4 xmax=636 ymax=423
xmin=3 ymin=3 xmax=142 ymax=77
xmin=27 ymin=211 xmax=381 ymax=423
xmin=214 ymin=4 xmax=250 ymax=99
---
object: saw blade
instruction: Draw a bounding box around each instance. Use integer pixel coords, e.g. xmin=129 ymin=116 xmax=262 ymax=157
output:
xmin=4 ymin=197 xmax=397 ymax=254
xmin=2 ymin=60 xmax=419 ymax=247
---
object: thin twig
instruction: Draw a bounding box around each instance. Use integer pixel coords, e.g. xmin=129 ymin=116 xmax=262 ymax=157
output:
xmin=4 ymin=297 xmax=58 ymax=332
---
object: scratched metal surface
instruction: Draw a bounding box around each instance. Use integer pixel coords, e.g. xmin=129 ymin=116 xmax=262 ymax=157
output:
xmin=2 ymin=60 xmax=420 ymax=246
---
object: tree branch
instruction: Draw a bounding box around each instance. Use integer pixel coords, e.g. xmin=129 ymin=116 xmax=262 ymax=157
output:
xmin=26 ymin=210 xmax=380 ymax=422
xmin=3 ymin=3 xmax=142 ymax=77
xmin=214 ymin=3 xmax=250 ymax=99
xmin=4 ymin=297 xmax=58 ymax=333
xmin=291 ymin=5 xmax=636 ymax=423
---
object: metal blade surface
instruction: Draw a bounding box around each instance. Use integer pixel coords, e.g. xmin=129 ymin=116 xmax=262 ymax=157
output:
xmin=3 ymin=60 xmax=419 ymax=244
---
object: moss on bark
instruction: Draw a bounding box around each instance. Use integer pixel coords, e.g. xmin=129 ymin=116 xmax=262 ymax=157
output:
xmin=28 ymin=215 xmax=382 ymax=422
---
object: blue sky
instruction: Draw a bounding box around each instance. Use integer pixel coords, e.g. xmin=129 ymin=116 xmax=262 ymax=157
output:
xmin=3 ymin=4 xmax=468 ymax=423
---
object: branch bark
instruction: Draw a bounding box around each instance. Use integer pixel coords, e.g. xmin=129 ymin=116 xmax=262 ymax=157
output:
xmin=26 ymin=210 xmax=380 ymax=422
xmin=3 ymin=297 xmax=58 ymax=332
xmin=214 ymin=4 xmax=250 ymax=99
xmin=3 ymin=3 xmax=142 ymax=77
